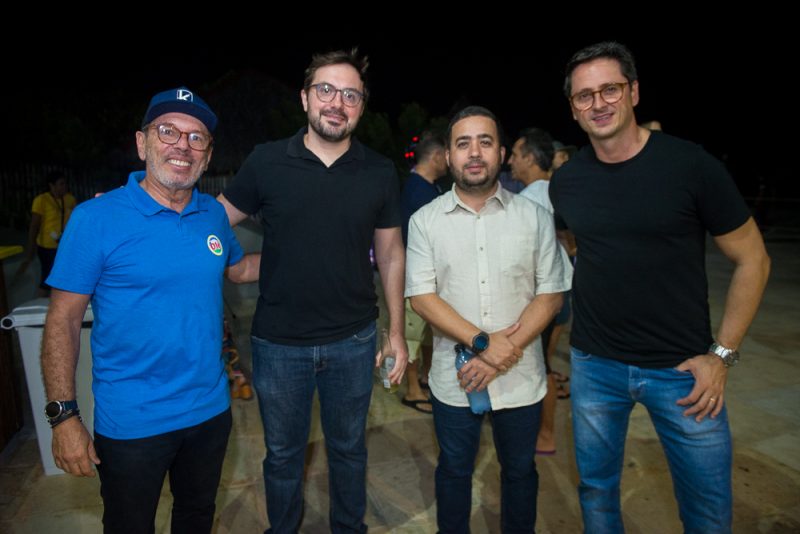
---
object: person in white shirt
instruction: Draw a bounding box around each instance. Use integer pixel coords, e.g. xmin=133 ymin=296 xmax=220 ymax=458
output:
xmin=405 ymin=106 xmax=572 ymax=532
xmin=509 ymin=127 xmax=555 ymax=210
xmin=509 ymin=127 xmax=574 ymax=455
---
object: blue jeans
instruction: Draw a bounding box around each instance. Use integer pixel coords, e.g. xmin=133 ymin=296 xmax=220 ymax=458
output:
xmin=94 ymin=408 xmax=232 ymax=534
xmin=571 ymin=348 xmax=732 ymax=534
xmin=431 ymin=394 xmax=542 ymax=534
xmin=251 ymin=323 xmax=376 ymax=534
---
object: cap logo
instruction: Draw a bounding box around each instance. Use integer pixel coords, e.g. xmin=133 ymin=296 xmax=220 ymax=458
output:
xmin=143 ymin=86 xmax=217 ymax=133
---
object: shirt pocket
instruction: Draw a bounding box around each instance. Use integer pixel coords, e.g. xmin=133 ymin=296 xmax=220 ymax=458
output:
xmin=498 ymin=235 xmax=535 ymax=297
xmin=498 ymin=236 xmax=534 ymax=277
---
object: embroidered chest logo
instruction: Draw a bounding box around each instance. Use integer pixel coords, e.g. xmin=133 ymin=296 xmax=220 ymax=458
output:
xmin=207 ymin=235 xmax=223 ymax=256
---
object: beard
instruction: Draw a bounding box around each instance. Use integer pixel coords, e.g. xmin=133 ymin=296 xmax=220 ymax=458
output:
xmin=149 ymin=168 xmax=201 ymax=190
xmin=308 ymin=107 xmax=356 ymax=142
xmin=145 ymin=144 xmax=204 ymax=191
xmin=451 ymin=159 xmax=499 ymax=193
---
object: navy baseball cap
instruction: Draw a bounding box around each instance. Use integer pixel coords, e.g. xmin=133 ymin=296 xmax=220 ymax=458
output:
xmin=142 ymin=87 xmax=217 ymax=133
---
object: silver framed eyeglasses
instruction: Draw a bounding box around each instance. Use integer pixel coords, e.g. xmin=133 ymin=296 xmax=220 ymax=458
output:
xmin=570 ymin=82 xmax=629 ymax=111
xmin=308 ymin=82 xmax=365 ymax=107
xmin=146 ymin=123 xmax=212 ymax=151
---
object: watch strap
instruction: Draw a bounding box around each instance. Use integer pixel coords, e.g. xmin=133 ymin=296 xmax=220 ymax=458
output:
xmin=50 ymin=409 xmax=81 ymax=428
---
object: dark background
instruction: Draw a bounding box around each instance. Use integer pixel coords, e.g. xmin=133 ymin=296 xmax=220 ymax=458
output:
xmin=2 ymin=23 xmax=792 ymax=202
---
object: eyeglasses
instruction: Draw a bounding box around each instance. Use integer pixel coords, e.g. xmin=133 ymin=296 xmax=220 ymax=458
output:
xmin=308 ymin=82 xmax=365 ymax=107
xmin=146 ymin=123 xmax=213 ymax=151
xmin=570 ymin=82 xmax=629 ymax=111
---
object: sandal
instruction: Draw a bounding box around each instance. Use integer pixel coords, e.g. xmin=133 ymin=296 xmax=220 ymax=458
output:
xmin=401 ymin=397 xmax=433 ymax=414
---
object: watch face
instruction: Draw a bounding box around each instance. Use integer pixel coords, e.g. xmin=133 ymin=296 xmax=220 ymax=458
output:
xmin=45 ymin=401 xmax=62 ymax=418
xmin=473 ymin=333 xmax=489 ymax=352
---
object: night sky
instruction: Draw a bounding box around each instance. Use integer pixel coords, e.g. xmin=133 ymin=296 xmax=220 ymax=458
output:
xmin=4 ymin=23 xmax=791 ymax=197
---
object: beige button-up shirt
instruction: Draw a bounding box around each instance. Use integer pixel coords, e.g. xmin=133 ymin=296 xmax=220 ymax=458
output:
xmin=405 ymin=185 xmax=572 ymax=409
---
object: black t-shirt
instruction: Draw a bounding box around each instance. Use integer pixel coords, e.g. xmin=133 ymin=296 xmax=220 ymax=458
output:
xmin=224 ymin=128 xmax=401 ymax=345
xmin=550 ymin=132 xmax=750 ymax=367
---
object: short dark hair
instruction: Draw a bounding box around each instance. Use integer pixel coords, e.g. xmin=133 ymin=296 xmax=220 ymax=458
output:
xmin=447 ymin=106 xmax=501 ymax=146
xmin=517 ymin=128 xmax=555 ymax=172
xmin=45 ymin=170 xmax=65 ymax=187
xmin=414 ymin=130 xmax=446 ymax=163
xmin=564 ymin=41 xmax=638 ymax=98
xmin=303 ymin=48 xmax=370 ymax=101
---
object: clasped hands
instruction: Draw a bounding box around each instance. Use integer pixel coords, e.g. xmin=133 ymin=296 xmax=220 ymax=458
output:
xmin=457 ymin=324 xmax=522 ymax=392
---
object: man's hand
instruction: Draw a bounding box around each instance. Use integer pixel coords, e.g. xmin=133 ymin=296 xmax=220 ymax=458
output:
xmin=675 ymin=353 xmax=728 ymax=422
xmin=458 ymin=356 xmax=498 ymax=393
xmin=51 ymin=416 xmax=100 ymax=477
xmin=374 ymin=330 xmax=409 ymax=385
xmin=478 ymin=323 xmax=522 ymax=372
xmin=387 ymin=331 xmax=409 ymax=384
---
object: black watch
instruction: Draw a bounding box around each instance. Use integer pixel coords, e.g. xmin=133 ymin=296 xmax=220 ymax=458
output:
xmin=471 ymin=331 xmax=490 ymax=353
xmin=45 ymin=400 xmax=79 ymax=427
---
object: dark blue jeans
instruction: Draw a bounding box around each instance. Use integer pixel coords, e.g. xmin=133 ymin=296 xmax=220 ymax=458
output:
xmin=94 ymin=408 xmax=232 ymax=534
xmin=431 ymin=394 xmax=542 ymax=534
xmin=251 ymin=322 xmax=376 ymax=534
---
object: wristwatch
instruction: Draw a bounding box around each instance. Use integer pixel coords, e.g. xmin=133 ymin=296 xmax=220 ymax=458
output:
xmin=471 ymin=331 xmax=490 ymax=354
xmin=45 ymin=400 xmax=80 ymax=428
xmin=708 ymin=342 xmax=740 ymax=368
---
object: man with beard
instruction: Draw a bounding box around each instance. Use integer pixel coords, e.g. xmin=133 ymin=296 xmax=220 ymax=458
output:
xmin=551 ymin=41 xmax=770 ymax=532
xmin=405 ymin=106 xmax=571 ymax=532
xmin=217 ymin=49 xmax=408 ymax=533
xmin=42 ymin=87 xmax=259 ymax=534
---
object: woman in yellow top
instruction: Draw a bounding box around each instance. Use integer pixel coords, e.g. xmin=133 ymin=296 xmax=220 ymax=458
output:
xmin=19 ymin=171 xmax=77 ymax=296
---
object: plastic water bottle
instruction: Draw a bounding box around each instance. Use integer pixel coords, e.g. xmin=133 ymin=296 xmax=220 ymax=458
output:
xmin=454 ymin=344 xmax=492 ymax=414
xmin=379 ymin=328 xmax=398 ymax=393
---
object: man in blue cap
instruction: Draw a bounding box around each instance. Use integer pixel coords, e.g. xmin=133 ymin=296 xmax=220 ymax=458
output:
xmin=41 ymin=87 xmax=260 ymax=534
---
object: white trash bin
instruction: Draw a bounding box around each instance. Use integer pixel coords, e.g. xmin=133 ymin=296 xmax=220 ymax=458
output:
xmin=1 ymin=298 xmax=94 ymax=476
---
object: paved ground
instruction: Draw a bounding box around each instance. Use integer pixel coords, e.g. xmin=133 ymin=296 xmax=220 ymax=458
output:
xmin=1 ymin=226 xmax=798 ymax=533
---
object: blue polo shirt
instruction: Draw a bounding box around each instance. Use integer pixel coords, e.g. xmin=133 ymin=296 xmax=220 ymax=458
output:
xmin=48 ymin=172 xmax=244 ymax=439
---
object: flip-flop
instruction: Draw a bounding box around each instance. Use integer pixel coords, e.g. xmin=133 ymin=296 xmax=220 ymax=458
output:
xmin=401 ymin=397 xmax=433 ymax=414
xmin=418 ymin=379 xmax=430 ymax=391
xmin=536 ymin=449 xmax=556 ymax=456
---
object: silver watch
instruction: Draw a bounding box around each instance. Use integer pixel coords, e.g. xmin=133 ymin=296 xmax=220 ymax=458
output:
xmin=709 ymin=342 xmax=739 ymax=367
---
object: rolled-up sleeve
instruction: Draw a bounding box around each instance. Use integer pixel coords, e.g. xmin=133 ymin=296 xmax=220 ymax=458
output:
xmin=405 ymin=210 xmax=437 ymax=297
xmin=532 ymin=207 xmax=573 ymax=296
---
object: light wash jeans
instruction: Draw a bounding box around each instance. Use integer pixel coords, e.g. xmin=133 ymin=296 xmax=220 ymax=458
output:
xmin=571 ymin=347 xmax=732 ymax=534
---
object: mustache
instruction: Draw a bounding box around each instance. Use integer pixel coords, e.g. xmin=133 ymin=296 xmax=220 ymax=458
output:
xmin=463 ymin=159 xmax=486 ymax=168
xmin=322 ymin=108 xmax=347 ymax=120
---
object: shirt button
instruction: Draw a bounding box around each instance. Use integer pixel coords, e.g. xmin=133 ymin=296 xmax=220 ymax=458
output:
xmin=481 ymin=280 xmax=485 ymax=284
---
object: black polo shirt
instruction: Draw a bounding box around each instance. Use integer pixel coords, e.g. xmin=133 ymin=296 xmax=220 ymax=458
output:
xmin=224 ymin=128 xmax=401 ymax=345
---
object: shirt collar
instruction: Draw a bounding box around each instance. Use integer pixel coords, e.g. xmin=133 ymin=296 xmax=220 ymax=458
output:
xmin=442 ymin=181 xmax=511 ymax=214
xmin=124 ymin=171 xmax=204 ymax=216
xmin=286 ymin=126 xmax=366 ymax=165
